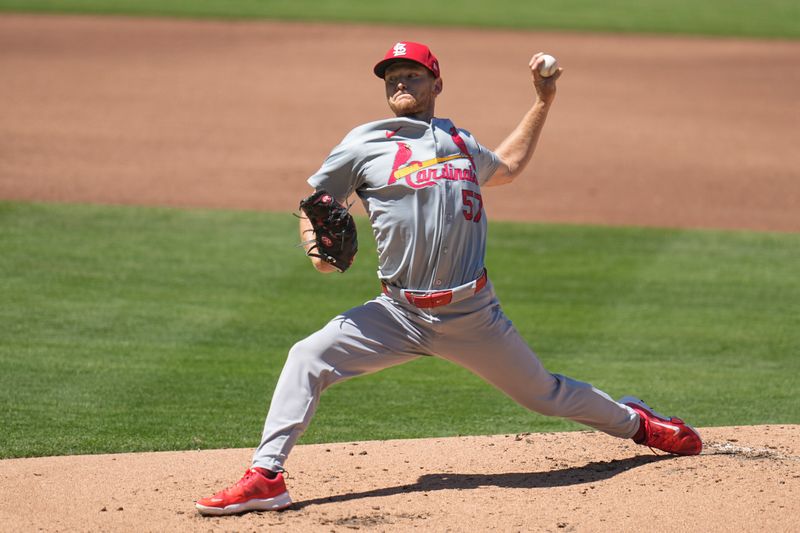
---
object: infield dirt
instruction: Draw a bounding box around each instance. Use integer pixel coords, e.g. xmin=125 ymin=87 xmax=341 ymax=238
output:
xmin=2 ymin=426 xmax=799 ymax=532
xmin=1 ymin=14 xmax=798 ymax=532
xmin=1 ymin=14 xmax=799 ymax=231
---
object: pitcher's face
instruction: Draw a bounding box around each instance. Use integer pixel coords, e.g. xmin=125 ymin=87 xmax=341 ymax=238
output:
xmin=384 ymin=62 xmax=442 ymax=119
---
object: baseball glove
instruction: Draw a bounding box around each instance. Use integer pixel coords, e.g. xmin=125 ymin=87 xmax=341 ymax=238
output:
xmin=299 ymin=189 xmax=358 ymax=272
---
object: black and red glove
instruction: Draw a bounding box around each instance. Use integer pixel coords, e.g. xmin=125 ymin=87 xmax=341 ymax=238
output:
xmin=299 ymin=189 xmax=358 ymax=272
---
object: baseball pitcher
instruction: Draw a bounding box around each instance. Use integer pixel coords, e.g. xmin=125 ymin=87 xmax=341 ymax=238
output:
xmin=195 ymin=42 xmax=702 ymax=516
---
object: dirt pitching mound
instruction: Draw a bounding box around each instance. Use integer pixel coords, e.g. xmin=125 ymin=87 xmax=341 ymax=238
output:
xmin=1 ymin=425 xmax=798 ymax=532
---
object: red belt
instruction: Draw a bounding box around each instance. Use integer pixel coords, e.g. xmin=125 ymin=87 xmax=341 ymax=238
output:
xmin=381 ymin=269 xmax=488 ymax=309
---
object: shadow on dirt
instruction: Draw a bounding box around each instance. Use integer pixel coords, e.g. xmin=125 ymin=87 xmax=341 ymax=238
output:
xmin=292 ymin=454 xmax=672 ymax=510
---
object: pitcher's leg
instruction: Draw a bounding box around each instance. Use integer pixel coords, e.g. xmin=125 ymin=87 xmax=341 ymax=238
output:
xmin=435 ymin=305 xmax=639 ymax=438
xmin=252 ymin=299 xmax=425 ymax=471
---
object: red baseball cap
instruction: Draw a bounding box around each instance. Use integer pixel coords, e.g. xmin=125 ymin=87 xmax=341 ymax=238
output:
xmin=373 ymin=41 xmax=440 ymax=79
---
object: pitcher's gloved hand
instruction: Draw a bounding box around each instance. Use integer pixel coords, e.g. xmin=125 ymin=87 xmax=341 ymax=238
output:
xmin=299 ymin=189 xmax=358 ymax=272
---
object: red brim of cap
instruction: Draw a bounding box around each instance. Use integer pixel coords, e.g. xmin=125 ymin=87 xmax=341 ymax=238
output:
xmin=373 ymin=58 xmax=438 ymax=79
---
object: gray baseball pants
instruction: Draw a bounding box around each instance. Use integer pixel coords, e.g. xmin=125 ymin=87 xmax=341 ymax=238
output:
xmin=252 ymin=281 xmax=640 ymax=471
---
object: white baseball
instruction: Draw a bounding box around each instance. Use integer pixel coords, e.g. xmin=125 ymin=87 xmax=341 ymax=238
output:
xmin=538 ymin=54 xmax=558 ymax=77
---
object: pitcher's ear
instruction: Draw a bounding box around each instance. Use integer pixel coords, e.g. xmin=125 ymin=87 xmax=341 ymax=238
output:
xmin=434 ymin=78 xmax=443 ymax=95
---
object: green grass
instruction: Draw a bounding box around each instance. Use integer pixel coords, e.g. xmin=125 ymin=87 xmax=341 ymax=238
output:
xmin=1 ymin=0 xmax=799 ymax=39
xmin=1 ymin=201 xmax=798 ymax=458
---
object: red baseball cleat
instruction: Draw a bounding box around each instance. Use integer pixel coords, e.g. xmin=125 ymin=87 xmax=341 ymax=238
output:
xmin=620 ymin=396 xmax=702 ymax=456
xmin=195 ymin=468 xmax=292 ymax=516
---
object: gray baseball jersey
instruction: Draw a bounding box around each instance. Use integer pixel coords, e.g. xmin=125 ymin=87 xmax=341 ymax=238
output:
xmin=308 ymin=117 xmax=498 ymax=291
xmin=251 ymin=116 xmax=640 ymax=472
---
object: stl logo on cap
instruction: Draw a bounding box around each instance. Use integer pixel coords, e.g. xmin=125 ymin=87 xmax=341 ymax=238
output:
xmin=374 ymin=41 xmax=440 ymax=79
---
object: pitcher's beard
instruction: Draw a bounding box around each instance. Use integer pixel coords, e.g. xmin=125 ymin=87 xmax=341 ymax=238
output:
xmin=389 ymin=94 xmax=424 ymax=117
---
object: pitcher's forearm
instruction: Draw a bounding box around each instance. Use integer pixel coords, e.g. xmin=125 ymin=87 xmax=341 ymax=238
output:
xmin=493 ymin=100 xmax=551 ymax=180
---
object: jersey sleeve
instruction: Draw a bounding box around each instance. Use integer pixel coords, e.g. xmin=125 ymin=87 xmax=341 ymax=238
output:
xmin=307 ymin=133 xmax=366 ymax=202
xmin=473 ymin=142 xmax=501 ymax=186
xmin=458 ymin=128 xmax=501 ymax=186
